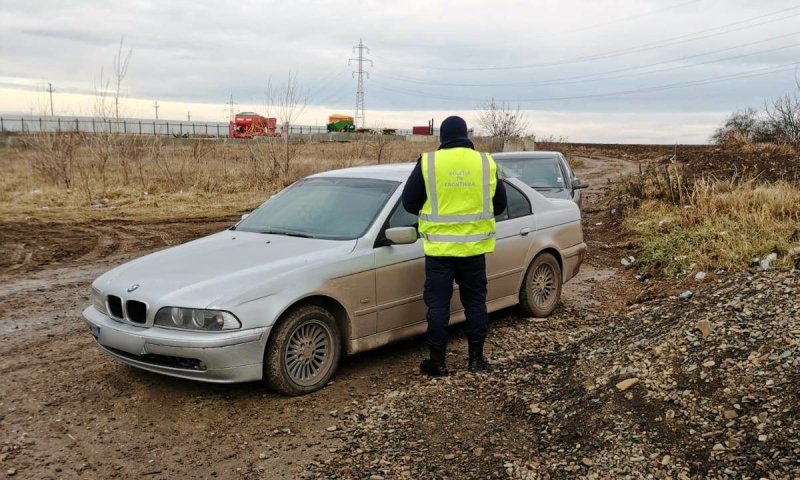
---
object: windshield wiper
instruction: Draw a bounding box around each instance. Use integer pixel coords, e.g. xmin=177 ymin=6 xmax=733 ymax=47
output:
xmin=258 ymin=229 xmax=314 ymax=238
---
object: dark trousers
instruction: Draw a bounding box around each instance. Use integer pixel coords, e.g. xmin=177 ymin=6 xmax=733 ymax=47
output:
xmin=423 ymin=254 xmax=489 ymax=350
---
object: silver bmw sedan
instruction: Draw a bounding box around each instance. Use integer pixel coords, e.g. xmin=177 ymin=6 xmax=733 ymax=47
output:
xmin=84 ymin=163 xmax=586 ymax=395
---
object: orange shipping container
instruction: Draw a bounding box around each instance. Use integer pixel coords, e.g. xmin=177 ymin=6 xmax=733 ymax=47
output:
xmin=328 ymin=114 xmax=354 ymax=123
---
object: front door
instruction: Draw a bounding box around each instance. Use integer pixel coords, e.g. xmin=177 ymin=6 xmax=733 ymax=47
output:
xmin=374 ymin=202 xmax=427 ymax=333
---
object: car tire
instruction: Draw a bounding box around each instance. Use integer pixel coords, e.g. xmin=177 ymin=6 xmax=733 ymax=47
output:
xmin=518 ymin=252 xmax=562 ymax=318
xmin=263 ymin=305 xmax=341 ymax=396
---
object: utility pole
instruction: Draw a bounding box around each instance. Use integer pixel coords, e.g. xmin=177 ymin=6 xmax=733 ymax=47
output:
xmin=47 ymin=83 xmax=55 ymax=116
xmin=187 ymin=112 xmax=191 ymax=122
xmin=349 ymin=39 xmax=372 ymax=129
xmin=153 ymin=100 xmax=160 ymax=120
xmin=226 ymin=93 xmax=237 ymax=121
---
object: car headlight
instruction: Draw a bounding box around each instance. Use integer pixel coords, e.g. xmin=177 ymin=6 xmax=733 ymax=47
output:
xmin=154 ymin=307 xmax=241 ymax=331
xmin=91 ymin=287 xmax=107 ymax=314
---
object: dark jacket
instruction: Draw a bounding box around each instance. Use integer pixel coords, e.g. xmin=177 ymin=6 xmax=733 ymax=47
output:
xmin=401 ymin=138 xmax=507 ymax=216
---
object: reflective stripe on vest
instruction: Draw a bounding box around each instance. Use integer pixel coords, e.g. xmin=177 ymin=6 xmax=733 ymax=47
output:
xmin=417 ymin=151 xmax=494 ymax=223
xmin=420 ymin=232 xmax=496 ymax=242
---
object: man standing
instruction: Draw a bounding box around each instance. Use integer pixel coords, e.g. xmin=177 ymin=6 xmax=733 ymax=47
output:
xmin=402 ymin=116 xmax=507 ymax=376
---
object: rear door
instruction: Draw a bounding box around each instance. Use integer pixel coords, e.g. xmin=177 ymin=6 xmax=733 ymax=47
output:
xmin=484 ymin=181 xmax=536 ymax=302
xmin=374 ymin=182 xmax=536 ymax=332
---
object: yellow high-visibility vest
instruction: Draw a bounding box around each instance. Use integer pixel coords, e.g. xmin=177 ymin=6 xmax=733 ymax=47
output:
xmin=418 ymin=147 xmax=498 ymax=257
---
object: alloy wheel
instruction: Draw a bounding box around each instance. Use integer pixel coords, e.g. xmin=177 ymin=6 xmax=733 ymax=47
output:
xmin=284 ymin=319 xmax=333 ymax=387
xmin=531 ymin=263 xmax=556 ymax=307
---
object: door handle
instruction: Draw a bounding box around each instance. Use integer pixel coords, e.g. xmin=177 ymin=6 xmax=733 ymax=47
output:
xmin=520 ymin=228 xmax=532 ymax=236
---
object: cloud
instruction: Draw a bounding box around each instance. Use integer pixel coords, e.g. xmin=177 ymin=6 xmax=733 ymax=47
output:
xmin=19 ymin=27 xmax=111 ymax=45
xmin=1 ymin=0 xmax=798 ymax=142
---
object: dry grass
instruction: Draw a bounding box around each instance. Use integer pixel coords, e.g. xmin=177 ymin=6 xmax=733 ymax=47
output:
xmin=625 ymin=179 xmax=800 ymax=276
xmin=619 ymin=141 xmax=800 ymax=275
xmin=0 ymin=135 xmax=437 ymax=222
xmin=719 ymin=131 xmax=797 ymax=156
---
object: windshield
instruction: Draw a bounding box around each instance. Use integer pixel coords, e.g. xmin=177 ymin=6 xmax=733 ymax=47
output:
xmin=497 ymin=157 xmax=565 ymax=189
xmin=236 ymin=177 xmax=399 ymax=240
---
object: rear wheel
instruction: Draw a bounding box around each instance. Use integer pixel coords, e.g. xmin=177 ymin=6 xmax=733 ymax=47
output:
xmin=518 ymin=252 xmax=562 ymax=317
xmin=264 ymin=305 xmax=341 ymax=396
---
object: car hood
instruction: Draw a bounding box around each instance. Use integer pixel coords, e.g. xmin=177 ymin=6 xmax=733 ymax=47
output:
xmin=94 ymin=230 xmax=356 ymax=308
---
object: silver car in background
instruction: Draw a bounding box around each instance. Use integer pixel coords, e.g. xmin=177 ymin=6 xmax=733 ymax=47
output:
xmin=494 ymin=151 xmax=588 ymax=209
xmin=83 ymin=163 xmax=586 ymax=395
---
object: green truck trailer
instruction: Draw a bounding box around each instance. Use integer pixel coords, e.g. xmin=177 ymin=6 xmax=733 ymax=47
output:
xmin=326 ymin=115 xmax=355 ymax=132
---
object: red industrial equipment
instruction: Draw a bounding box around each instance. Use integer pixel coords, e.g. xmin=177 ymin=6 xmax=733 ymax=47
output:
xmin=228 ymin=112 xmax=281 ymax=138
xmin=412 ymin=118 xmax=434 ymax=135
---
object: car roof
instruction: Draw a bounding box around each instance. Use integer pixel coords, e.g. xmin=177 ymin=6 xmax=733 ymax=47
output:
xmin=492 ymin=151 xmax=563 ymax=160
xmin=307 ymin=151 xmax=564 ymax=182
xmin=309 ymin=163 xmax=415 ymax=182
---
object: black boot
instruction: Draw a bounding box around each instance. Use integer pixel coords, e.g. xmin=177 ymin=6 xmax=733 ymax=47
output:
xmin=420 ymin=347 xmax=449 ymax=377
xmin=468 ymin=341 xmax=489 ymax=372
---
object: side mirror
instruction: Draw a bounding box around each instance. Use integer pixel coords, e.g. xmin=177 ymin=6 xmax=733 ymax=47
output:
xmin=572 ymin=178 xmax=588 ymax=189
xmin=385 ymin=226 xmax=418 ymax=245
xmin=240 ymin=213 xmax=250 ymax=221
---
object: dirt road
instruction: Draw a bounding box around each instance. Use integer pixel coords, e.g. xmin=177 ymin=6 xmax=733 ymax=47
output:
xmin=0 ymin=157 xmax=638 ymax=479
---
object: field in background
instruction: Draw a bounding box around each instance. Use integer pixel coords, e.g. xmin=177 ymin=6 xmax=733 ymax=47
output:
xmin=0 ymin=134 xmax=440 ymax=222
xmin=2 ymin=134 xmax=798 ymax=276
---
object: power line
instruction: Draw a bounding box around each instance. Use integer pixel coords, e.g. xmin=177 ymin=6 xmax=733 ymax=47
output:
xmin=307 ymin=65 xmax=349 ymax=103
xmin=371 ymin=61 xmax=800 ymax=104
xmin=349 ymin=39 xmax=373 ymax=128
xmin=378 ymin=5 xmax=800 ymax=72
xmin=508 ymin=62 xmax=800 ymax=103
xmin=381 ymin=34 xmax=800 ymax=88
xmin=548 ymin=0 xmax=703 ymax=38
xmin=315 ymin=83 xmax=353 ymax=107
xmin=369 ymin=0 xmax=702 ymax=55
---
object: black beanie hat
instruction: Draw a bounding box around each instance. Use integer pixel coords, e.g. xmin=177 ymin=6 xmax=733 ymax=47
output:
xmin=439 ymin=116 xmax=468 ymax=143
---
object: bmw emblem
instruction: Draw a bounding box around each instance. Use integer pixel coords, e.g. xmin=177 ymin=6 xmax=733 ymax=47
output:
xmin=127 ymin=284 xmax=140 ymax=293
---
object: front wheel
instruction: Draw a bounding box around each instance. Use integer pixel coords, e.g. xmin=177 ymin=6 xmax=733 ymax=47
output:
xmin=264 ymin=305 xmax=341 ymax=396
xmin=518 ymin=252 xmax=562 ymax=317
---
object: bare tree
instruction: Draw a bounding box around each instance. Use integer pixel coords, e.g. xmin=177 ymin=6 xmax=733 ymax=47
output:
xmin=477 ymin=98 xmax=530 ymax=138
xmin=367 ymin=124 xmax=393 ymax=164
xmin=265 ymin=73 xmax=308 ymax=130
xmin=711 ymin=80 xmax=800 ymax=146
xmin=22 ymin=133 xmax=83 ymax=189
xmin=764 ymin=81 xmax=800 ymax=145
xmin=93 ymin=68 xmax=113 ymax=121
xmin=710 ymin=107 xmax=763 ymax=144
xmin=263 ymin=74 xmax=309 ymax=181
xmin=113 ymin=36 xmax=133 ymax=121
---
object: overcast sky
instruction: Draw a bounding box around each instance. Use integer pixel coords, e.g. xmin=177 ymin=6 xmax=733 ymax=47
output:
xmin=1 ymin=0 xmax=799 ymax=143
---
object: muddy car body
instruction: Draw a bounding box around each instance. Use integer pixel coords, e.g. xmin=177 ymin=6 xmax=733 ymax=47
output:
xmin=83 ymin=163 xmax=586 ymax=395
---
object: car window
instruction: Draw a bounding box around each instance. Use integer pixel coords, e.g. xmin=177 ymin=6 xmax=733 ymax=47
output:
xmin=496 ymin=181 xmax=531 ymax=222
xmin=387 ymin=202 xmax=418 ymax=228
xmin=506 ymin=182 xmax=532 ymax=218
xmin=496 ymin=157 xmax=565 ymax=189
xmin=559 ymin=156 xmax=573 ymax=184
xmin=237 ymin=177 xmax=398 ymax=240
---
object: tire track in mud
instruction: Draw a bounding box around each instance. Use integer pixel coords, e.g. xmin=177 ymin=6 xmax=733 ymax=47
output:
xmin=0 ymin=217 xmax=234 ymax=277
